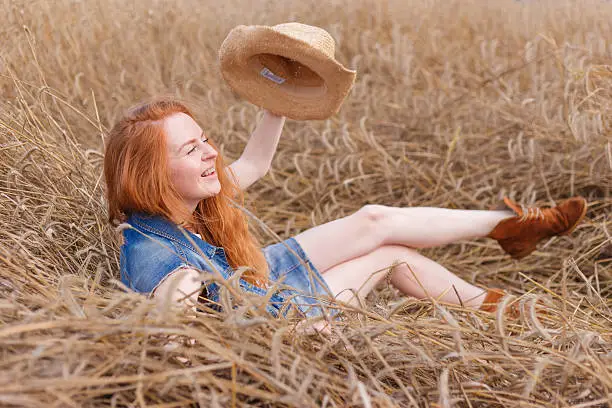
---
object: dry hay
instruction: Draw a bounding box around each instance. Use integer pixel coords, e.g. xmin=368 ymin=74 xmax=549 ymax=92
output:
xmin=0 ymin=0 xmax=611 ymax=406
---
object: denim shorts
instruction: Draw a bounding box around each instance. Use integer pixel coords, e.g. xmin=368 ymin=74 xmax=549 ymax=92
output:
xmin=263 ymin=237 xmax=341 ymax=319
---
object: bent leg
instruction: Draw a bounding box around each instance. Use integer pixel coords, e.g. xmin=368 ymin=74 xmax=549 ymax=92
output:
xmin=293 ymin=206 xmax=386 ymax=274
xmin=293 ymin=205 xmax=512 ymax=275
xmin=320 ymin=244 xmax=487 ymax=309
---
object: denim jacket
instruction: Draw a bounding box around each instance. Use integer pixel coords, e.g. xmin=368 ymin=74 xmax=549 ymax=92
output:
xmin=120 ymin=212 xmax=287 ymax=317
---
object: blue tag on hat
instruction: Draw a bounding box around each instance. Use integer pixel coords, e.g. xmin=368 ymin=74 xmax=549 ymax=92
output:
xmin=260 ymin=67 xmax=286 ymax=84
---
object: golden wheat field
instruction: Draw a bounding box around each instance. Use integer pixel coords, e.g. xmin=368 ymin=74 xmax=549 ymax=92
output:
xmin=1 ymin=0 xmax=611 ymax=406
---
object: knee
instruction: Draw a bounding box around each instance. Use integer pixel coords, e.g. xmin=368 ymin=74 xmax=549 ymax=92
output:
xmin=373 ymin=244 xmax=419 ymax=288
xmin=354 ymin=204 xmax=389 ymax=244
xmin=384 ymin=246 xmax=421 ymax=280
xmin=357 ymin=204 xmax=387 ymax=224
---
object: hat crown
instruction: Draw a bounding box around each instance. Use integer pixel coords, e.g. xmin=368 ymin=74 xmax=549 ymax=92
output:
xmin=271 ymin=23 xmax=336 ymax=59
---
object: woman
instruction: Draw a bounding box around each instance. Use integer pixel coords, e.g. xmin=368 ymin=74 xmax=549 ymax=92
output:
xmin=104 ymin=98 xmax=588 ymax=330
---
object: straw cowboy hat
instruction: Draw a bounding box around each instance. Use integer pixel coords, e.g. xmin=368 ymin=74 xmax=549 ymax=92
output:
xmin=218 ymin=22 xmax=357 ymax=120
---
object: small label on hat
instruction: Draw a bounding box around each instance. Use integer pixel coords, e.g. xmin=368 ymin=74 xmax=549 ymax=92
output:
xmin=260 ymin=67 xmax=286 ymax=84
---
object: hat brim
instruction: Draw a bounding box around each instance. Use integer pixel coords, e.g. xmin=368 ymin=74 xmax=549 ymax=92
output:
xmin=219 ymin=25 xmax=356 ymax=120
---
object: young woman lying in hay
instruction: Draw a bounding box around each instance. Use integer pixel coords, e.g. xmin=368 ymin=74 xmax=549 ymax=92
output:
xmin=102 ymin=23 xmax=588 ymax=335
xmin=102 ymin=97 xmax=587 ymax=335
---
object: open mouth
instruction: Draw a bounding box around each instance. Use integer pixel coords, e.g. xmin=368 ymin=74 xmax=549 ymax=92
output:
xmin=201 ymin=167 xmax=216 ymax=178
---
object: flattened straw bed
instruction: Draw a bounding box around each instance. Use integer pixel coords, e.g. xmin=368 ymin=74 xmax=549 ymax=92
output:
xmin=1 ymin=0 xmax=610 ymax=406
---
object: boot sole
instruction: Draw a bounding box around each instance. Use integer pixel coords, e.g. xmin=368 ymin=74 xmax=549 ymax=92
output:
xmin=559 ymin=198 xmax=588 ymax=236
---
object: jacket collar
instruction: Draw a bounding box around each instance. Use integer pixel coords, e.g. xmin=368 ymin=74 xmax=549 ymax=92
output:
xmin=127 ymin=212 xmax=217 ymax=259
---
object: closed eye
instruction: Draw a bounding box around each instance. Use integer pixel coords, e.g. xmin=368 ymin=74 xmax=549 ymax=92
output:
xmin=186 ymin=138 xmax=208 ymax=155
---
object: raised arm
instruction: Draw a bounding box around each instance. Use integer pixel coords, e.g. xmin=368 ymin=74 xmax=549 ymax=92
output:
xmin=226 ymin=110 xmax=286 ymax=191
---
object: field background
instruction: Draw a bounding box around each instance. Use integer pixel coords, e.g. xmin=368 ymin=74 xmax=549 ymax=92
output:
xmin=1 ymin=0 xmax=611 ymax=406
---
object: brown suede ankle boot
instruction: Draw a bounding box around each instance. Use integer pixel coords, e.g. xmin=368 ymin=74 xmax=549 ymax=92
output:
xmin=480 ymin=288 xmax=554 ymax=318
xmin=487 ymin=196 xmax=587 ymax=259
xmin=479 ymin=288 xmax=506 ymax=312
xmin=479 ymin=288 xmax=520 ymax=318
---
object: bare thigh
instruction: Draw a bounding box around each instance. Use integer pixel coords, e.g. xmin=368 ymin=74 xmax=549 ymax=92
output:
xmin=321 ymin=244 xmax=486 ymax=308
xmin=293 ymin=205 xmax=386 ymax=274
xmin=320 ymin=244 xmax=408 ymax=306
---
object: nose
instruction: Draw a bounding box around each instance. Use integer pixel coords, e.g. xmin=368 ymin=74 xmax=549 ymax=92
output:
xmin=201 ymin=142 xmax=217 ymax=161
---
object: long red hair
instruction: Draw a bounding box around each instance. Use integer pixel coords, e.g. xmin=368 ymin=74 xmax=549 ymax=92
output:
xmin=104 ymin=98 xmax=269 ymax=287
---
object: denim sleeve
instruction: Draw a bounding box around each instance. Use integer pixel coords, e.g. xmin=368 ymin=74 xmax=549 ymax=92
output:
xmin=121 ymin=230 xmax=194 ymax=294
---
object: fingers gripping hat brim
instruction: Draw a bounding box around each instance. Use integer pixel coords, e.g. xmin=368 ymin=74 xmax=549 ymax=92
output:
xmin=219 ymin=25 xmax=357 ymax=120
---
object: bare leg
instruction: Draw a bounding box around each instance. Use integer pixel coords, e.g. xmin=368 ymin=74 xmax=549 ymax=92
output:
xmin=320 ymin=244 xmax=486 ymax=309
xmin=294 ymin=205 xmax=513 ymax=274
xmin=377 ymin=206 xmax=514 ymax=248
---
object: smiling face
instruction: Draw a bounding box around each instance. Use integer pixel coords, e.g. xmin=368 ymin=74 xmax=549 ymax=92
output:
xmin=164 ymin=112 xmax=221 ymax=213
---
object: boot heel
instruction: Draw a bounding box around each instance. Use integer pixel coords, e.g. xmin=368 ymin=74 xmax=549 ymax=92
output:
xmin=560 ymin=197 xmax=587 ymax=236
xmin=511 ymin=243 xmax=538 ymax=259
xmin=499 ymin=239 xmax=538 ymax=260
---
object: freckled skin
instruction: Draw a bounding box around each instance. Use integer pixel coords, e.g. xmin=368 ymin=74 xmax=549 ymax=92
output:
xmin=164 ymin=113 xmax=221 ymax=212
